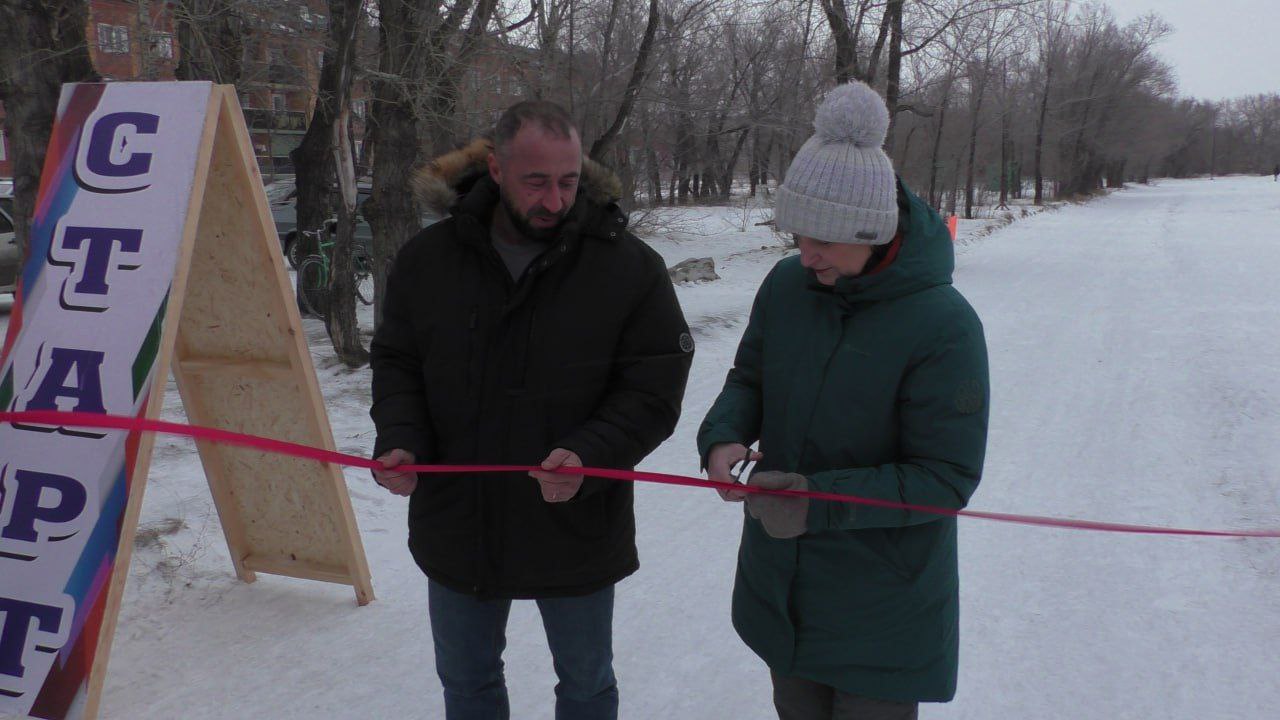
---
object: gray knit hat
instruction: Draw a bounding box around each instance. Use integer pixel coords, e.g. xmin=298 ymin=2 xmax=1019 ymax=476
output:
xmin=774 ymin=81 xmax=898 ymax=245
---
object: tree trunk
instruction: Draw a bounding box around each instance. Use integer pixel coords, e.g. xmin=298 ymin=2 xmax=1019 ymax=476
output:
xmin=366 ymin=53 xmax=422 ymax=320
xmin=174 ymin=0 xmax=245 ymax=84
xmin=927 ymin=75 xmax=954 ymax=209
xmin=328 ymin=107 xmax=368 ymax=366
xmin=748 ymin=143 xmax=758 ymax=197
xmin=821 ymin=0 xmax=862 ymax=83
xmin=759 ymin=133 xmax=774 ymax=193
xmin=366 ymin=0 xmax=497 ymax=324
xmin=898 ymin=124 xmax=919 ymax=170
xmin=589 ymin=0 xmax=660 ymax=161
xmin=702 ymin=116 xmax=723 ymax=198
xmin=641 ymin=109 xmax=662 ymax=203
xmin=580 ymin=0 xmax=622 ymax=140
xmin=1033 ymin=67 xmax=1051 ymax=204
xmin=947 ymin=152 xmax=961 ymax=215
xmin=1012 ymin=148 xmax=1022 ymax=199
xmin=290 ymin=0 xmax=365 ymax=364
xmin=612 ymin=141 xmax=636 ymax=205
xmin=136 ymin=0 xmax=155 ymax=80
xmin=670 ymin=56 xmax=694 ymax=204
xmin=0 ymin=0 xmax=99 ymax=257
xmin=882 ymin=0 xmax=904 ymax=148
xmin=749 ymin=128 xmax=762 ymax=197
xmin=721 ymin=127 xmax=750 ymax=199
xmin=998 ymin=62 xmax=1009 ymax=208
xmin=292 ymin=33 xmax=341 ymax=312
xmin=647 ymin=147 xmax=663 ymax=204
xmin=964 ymin=71 xmax=988 ymax=220
xmin=326 ymin=0 xmax=368 ymax=366
xmin=866 ymin=4 xmax=893 ymax=85
xmin=1060 ymin=71 xmax=1100 ymax=197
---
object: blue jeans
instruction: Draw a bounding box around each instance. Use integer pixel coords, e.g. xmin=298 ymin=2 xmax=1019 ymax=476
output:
xmin=427 ymin=579 xmax=619 ymax=720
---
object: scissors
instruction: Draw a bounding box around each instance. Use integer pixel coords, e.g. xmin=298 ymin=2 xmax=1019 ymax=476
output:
xmin=728 ymin=451 xmax=756 ymax=487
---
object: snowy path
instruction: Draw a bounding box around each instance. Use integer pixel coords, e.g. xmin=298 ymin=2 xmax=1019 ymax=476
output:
xmin=4 ymin=178 xmax=1277 ymax=719
xmin=944 ymin=177 xmax=1280 ymax=719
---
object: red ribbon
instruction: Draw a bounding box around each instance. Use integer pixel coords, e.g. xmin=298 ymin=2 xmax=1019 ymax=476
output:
xmin=3 ymin=410 xmax=1279 ymax=539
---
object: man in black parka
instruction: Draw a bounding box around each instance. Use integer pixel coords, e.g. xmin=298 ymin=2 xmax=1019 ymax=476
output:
xmin=369 ymin=101 xmax=692 ymax=720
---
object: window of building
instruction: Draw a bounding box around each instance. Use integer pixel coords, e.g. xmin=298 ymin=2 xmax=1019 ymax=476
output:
xmin=272 ymin=95 xmax=286 ymax=112
xmin=239 ymin=93 xmax=252 ymax=109
xmin=269 ymin=48 xmax=285 ymax=65
xmin=152 ymin=33 xmax=173 ymax=59
xmin=352 ymin=100 xmax=366 ymax=119
xmin=97 ymin=24 xmax=130 ymax=54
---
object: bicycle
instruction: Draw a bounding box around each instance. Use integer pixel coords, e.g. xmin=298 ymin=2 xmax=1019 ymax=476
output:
xmin=297 ymin=227 xmax=374 ymax=320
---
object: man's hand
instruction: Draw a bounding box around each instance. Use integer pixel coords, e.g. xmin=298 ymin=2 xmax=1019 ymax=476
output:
xmin=372 ymin=449 xmax=417 ymax=496
xmin=745 ymin=471 xmax=809 ymax=539
xmin=530 ymin=448 xmax=584 ymax=503
xmin=707 ymin=442 xmax=764 ymax=502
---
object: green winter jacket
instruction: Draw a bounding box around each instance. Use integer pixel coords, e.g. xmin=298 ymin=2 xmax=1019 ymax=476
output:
xmin=697 ymin=180 xmax=989 ymax=703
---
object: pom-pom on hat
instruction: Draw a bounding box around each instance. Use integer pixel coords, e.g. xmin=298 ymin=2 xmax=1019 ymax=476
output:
xmin=774 ymin=81 xmax=898 ymax=245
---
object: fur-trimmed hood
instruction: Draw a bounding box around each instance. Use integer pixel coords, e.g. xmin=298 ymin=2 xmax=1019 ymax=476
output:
xmin=411 ymin=137 xmax=625 ymax=216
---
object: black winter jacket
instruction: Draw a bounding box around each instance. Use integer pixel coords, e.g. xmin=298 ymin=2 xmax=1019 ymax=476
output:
xmin=370 ymin=167 xmax=693 ymax=599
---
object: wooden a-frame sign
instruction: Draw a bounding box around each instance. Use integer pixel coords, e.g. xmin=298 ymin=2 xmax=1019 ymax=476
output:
xmin=0 ymin=82 xmax=372 ymax=720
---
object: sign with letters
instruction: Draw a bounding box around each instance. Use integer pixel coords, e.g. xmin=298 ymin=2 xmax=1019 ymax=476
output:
xmin=0 ymin=82 xmax=372 ymax=720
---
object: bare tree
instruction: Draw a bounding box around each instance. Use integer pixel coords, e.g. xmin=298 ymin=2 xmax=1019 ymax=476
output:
xmin=289 ymin=0 xmax=368 ymax=365
xmin=363 ymin=0 xmax=501 ymax=326
xmin=1052 ymin=8 xmax=1172 ymax=196
xmin=1030 ymin=0 xmax=1066 ymax=203
xmin=953 ymin=11 xmax=1018 ymax=217
xmin=924 ymin=66 xmax=957 ymax=207
xmin=173 ymin=0 xmax=246 ymax=83
xmin=589 ymin=0 xmax=660 ymax=160
xmin=0 ymin=0 xmax=99 ymax=257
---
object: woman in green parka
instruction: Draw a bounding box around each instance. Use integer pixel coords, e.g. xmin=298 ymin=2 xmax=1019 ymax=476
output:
xmin=698 ymin=81 xmax=990 ymax=720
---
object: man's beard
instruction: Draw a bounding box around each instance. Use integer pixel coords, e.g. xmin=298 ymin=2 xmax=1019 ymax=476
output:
xmin=500 ymin=189 xmax=570 ymax=242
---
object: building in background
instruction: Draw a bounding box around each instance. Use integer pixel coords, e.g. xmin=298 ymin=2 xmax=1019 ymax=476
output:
xmin=89 ymin=0 xmax=178 ymax=81
xmin=0 ymin=0 xmax=370 ymax=180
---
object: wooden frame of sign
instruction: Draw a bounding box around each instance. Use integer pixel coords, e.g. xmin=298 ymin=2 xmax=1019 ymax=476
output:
xmin=77 ymin=85 xmax=374 ymax=718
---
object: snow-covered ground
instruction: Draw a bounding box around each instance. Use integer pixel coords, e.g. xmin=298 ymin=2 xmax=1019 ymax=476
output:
xmin=4 ymin=176 xmax=1278 ymax=719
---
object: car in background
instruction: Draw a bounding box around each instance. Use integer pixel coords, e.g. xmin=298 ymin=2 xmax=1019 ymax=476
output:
xmin=1 ymin=194 xmax=20 ymax=296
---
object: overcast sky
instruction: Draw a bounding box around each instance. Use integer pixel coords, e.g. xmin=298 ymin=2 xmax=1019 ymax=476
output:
xmin=1104 ymin=0 xmax=1278 ymax=101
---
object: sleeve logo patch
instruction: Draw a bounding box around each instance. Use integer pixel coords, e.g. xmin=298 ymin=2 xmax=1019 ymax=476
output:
xmin=678 ymin=332 xmax=695 ymax=353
